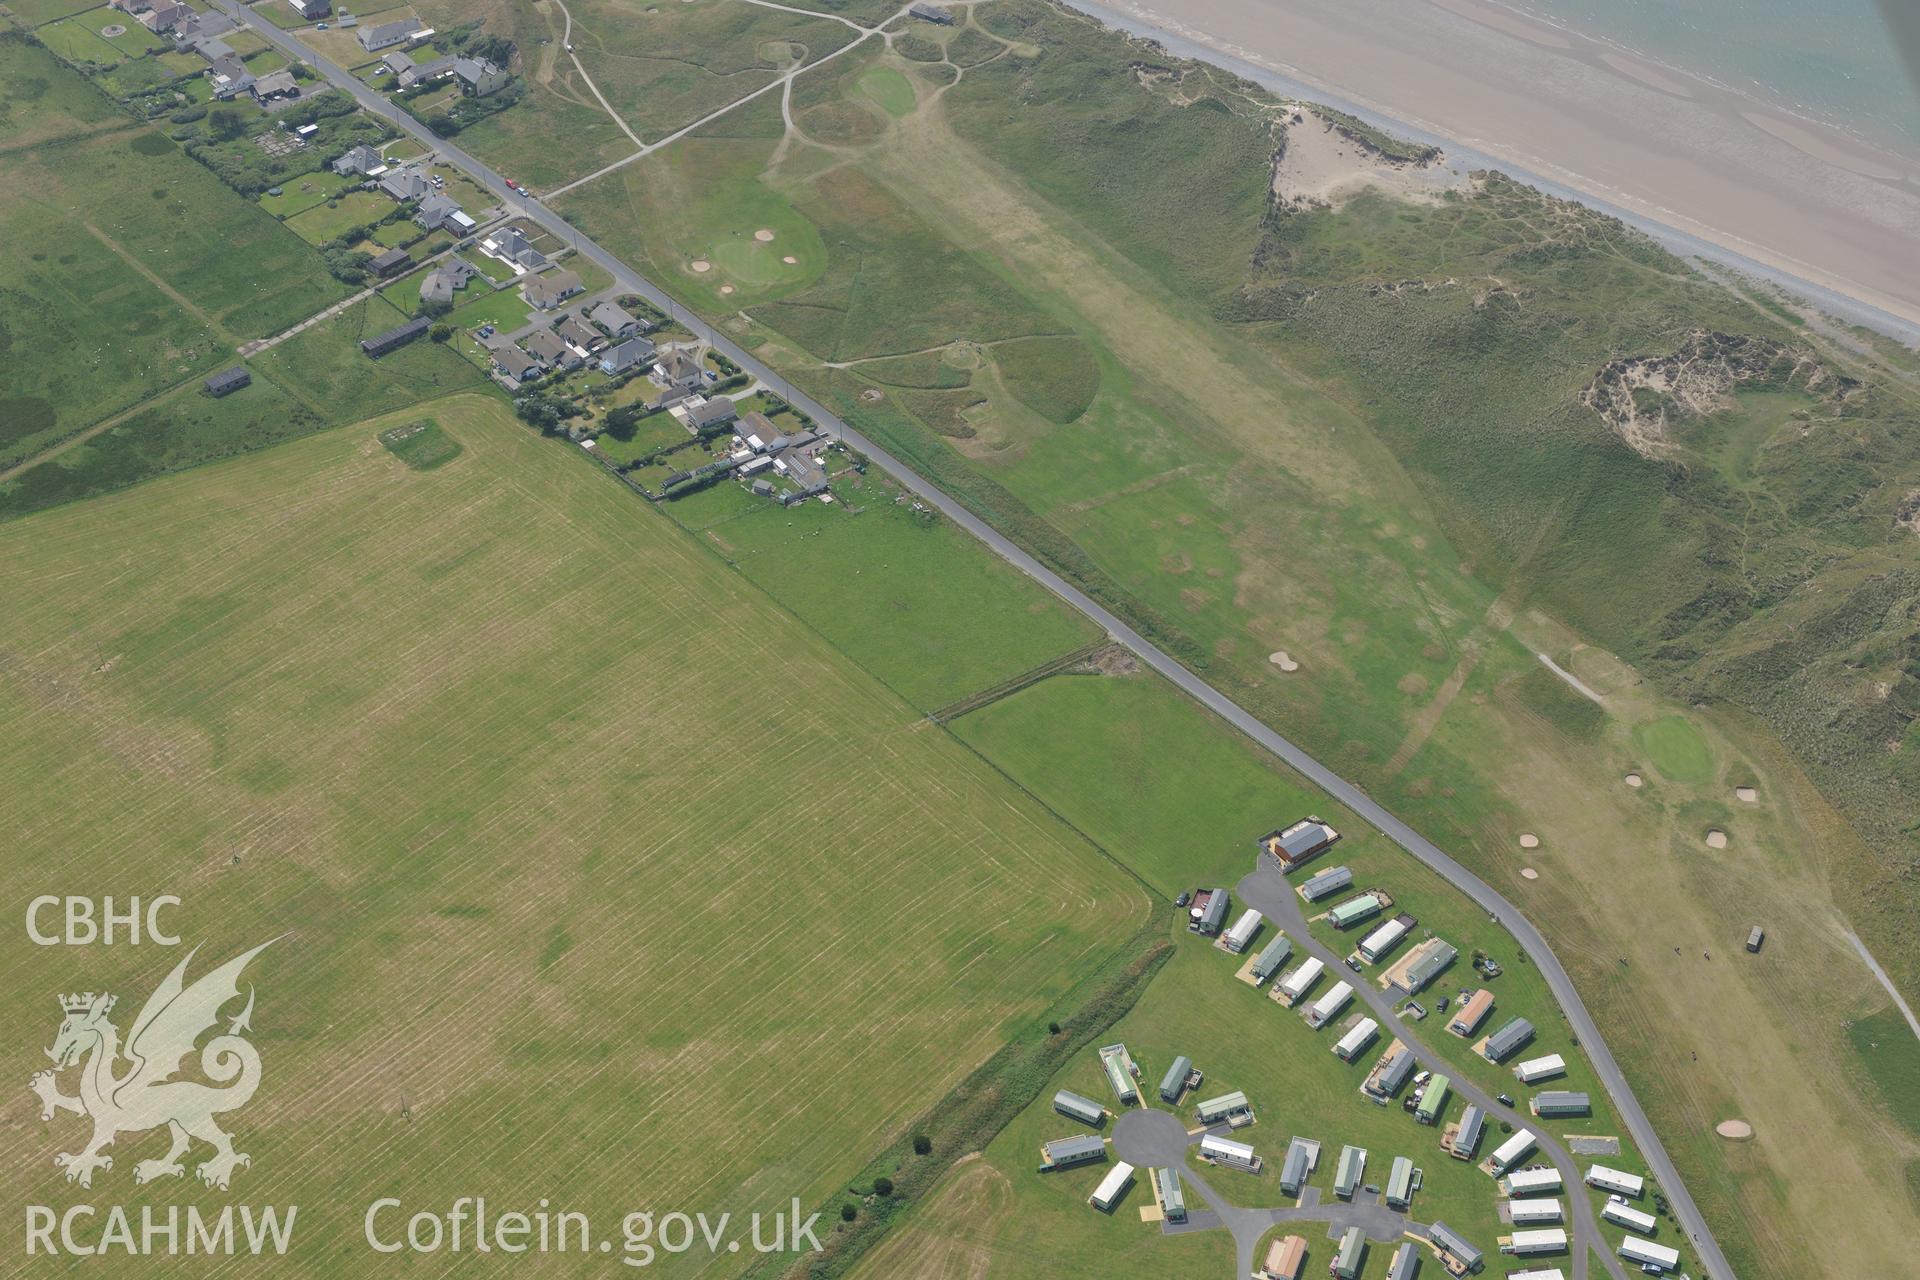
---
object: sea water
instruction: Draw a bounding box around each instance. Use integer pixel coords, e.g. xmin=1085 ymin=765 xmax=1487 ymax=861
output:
xmin=1497 ymin=0 xmax=1920 ymax=150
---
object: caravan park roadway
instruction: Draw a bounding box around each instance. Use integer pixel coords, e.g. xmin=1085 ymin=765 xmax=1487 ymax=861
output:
xmin=214 ymin=6 xmax=1733 ymax=1277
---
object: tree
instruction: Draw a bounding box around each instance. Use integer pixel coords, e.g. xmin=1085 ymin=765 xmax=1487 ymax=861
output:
xmin=871 ymin=1176 xmax=893 ymax=1198
xmin=208 ymin=106 xmax=247 ymax=141
xmin=838 ymin=1204 xmax=856 ymax=1223
xmin=419 ymin=296 xmax=453 ymax=319
xmin=911 ymin=1135 xmax=932 ymax=1156
xmin=430 ymin=324 xmax=453 ymax=344
xmin=322 ymin=248 xmax=372 ymax=285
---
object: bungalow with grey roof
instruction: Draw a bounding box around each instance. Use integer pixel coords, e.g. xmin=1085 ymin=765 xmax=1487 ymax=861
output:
xmin=252 ymin=69 xmax=299 ymax=102
xmin=379 ymin=168 xmax=430 ymax=203
xmin=414 ymin=194 xmax=461 ymax=229
xmin=331 ymin=144 xmax=383 ymax=177
xmin=522 ymin=269 xmax=584 ymax=310
xmin=207 ymin=55 xmax=254 ymax=100
xmin=555 ymin=315 xmax=600 ymax=352
xmin=523 ymin=329 xmax=580 ymax=370
xmin=490 ymin=345 xmax=541 ymax=381
xmin=588 ymin=300 xmax=640 ymax=337
xmin=686 ymin=396 xmax=737 ymax=431
xmin=598 ymin=337 xmax=656 ymax=375
xmin=358 ymin=17 xmax=429 ymax=51
xmin=381 ymin=49 xmax=416 ymax=78
xmin=652 ymin=349 xmax=706 ymax=393
xmin=418 ymin=257 xmax=477 ymax=306
xmin=140 ymin=0 xmax=190 ymax=33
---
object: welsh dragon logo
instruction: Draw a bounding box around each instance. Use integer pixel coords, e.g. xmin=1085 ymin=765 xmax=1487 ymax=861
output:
xmin=30 ymin=940 xmax=276 ymax=1191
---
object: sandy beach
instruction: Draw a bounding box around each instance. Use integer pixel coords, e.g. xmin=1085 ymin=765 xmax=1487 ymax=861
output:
xmin=1063 ymin=0 xmax=1920 ymax=341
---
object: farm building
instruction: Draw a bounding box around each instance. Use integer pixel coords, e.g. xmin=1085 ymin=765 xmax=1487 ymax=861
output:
xmin=1488 ymin=1130 xmax=1536 ymax=1172
xmin=1098 ymin=1044 xmax=1139 ymax=1105
xmin=1357 ymin=918 xmax=1409 ymax=962
xmin=1327 ymin=893 xmax=1384 ymax=930
xmin=1509 ymin=1198 xmax=1563 ymax=1224
xmin=1332 ymin=1226 xmax=1366 ymax=1279
xmin=1052 ymin=1090 xmax=1105 ymax=1126
xmin=1448 ymin=989 xmax=1494 ymax=1037
xmin=1261 ymin=1234 xmax=1306 ymax=1280
xmin=1586 ymin=1165 xmax=1644 ymax=1197
xmin=1365 ymin=1044 xmax=1415 ymax=1100
xmin=1387 ymin=1240 xmax=1419 ymax=1280
xmin=1426 ymin=1221 xmax=1483 ymax=1273
xmin=1159 ymin=1055 xmax=1195 ymax=1103
xmin=1277 ymin=956 xmax=1325 ymax=1005
xmin=203 ymin=367 xmax=250 ymax=396
xmin=908 ymin=1 xmax=952 ymax=21
xmin=1385 ymin=1155 xmax=1414 ymax=1207
xmin=1307 ymin=980 xmax=1354 ymax=1028
xmin=1399 ymin=939 xmax=1458 ymax=992
xmin=1088 ymin=1160 xmax=1134 ymax=1211
xmin=1514 ymin=1054 xmax=1567 ymax=1084
xmin=1260 ymin=817 xmax=1340 ymax=870
xmin=1279 ymin=1136 xmax=1316 ymax=1195
xmin=1251 ymin=931 xmax=1293 ymax=983
xmin=1617 ymin=1238 xmax=1679 ymax=1271
xmin=1194 ymin=1090 xmax=1252 ymax=1125
xmin=1039 ymin=1135 xmax=1107 ymax=1170
xmin=1221 ymin=907 xmax=1263 ymax=953
xmin=1333 ymin=1144 xmax=1367 ymax=1198
xmin=1415 ymin=1074 xmax=1450 ymax=1125
xmin=1334 ymin=1018 xmax=1379 ymax=1062
xmin=1600 ymin=1199 xmax=1657 ymax=1233
xmin=360 ymin=316 xmax=429 ymax=358
xmin=1154 ymin=1166 xmax=1186 ymax=1223
xmin=1199 ymin=1133 xmax=1260 ymax=1173
xmin=1445 ymin=1103 xmax=1484 ymax=1158
xmin=1747 ymin=925 xmax=1765 ymax=953
xmin=1483 ymin=1016 xmax=1536 ymax=1062
xmin=1298 ymin=864 xmax=1353 ymax=901
xmin=1507 ymin=1228 xmax=1568 ymax=1255
xmin=1189 ymin=887 xmax=1230 ymax=934
xmin=1531 ymin=1091 xmax=1589 ymax=1118
xmin=1503 ymin=1167 xmax=1563 ymax=1196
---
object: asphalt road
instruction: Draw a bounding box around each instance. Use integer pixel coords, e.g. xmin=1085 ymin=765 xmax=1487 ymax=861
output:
xmin=219 ymin=8 xmax=1733 ymax=1275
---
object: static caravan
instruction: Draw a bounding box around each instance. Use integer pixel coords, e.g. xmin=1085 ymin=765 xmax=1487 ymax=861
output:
xmin=1503 ymin=1167 xmax=1563 ymax=1197
xmin=1154 ymin=1166 xmax=1186 ymax=1223
xmin=1367 ymin=1045 xmax=1415 ymax=1100
xmin=1415 ymin=1074 xmax=1450 ymax=1125
xmin=1447 ymin=1103 xmax=1485 ymax=1158
xmin=1098 ymin=1044 xmax=1139 ymax=1106
xmin=1510 ymin=1271 xmax=1565 ymax=1280
xmin=1278 ymin=1136 xmax=1315 ymax=1195
xmin=1158 ymin=1055 xmax=1193 ymax=1104
xmin=1261 ymin=1234 xmax=1306 ymax=1280
xmin=1199 ymin=1133 xmax=1260 ymax=1173
xmin=1332 ymin=1226 xmax=1366 ymax=1280
xmin=1357 ymin=917 xmax=1409 ymax=962
xmin=1251 ymin=931 xmax=1293 ymax=983
xmin=1053 ymin=1090 xmax=1105 ymax=1126
xmin=1334 ymin=1017 xmax=1379 ymax=1062
xmin=1513 ymin=1054 xmax=1567 ymax=1084
xmin=1531 ymin=1091 xmax=1590 ymax=1118
xmin=1299 ymin=865 xmax=1353 ymax=901
xmin=1601 ymin=1199 xmax=1657 ymax=1233
xmin=1189 ymin=888 xmax=1229 ymax=935
xmin=1448 ymin=989 xmax=1495 ymax=1036
xmin=1401 ymin=938 xmax=1458 ymax=992
xmin=1277 ymin=956 xmax=1325 ymax=1005
xmin=1307 ymin=980 xmax=1354 ymax=1028
xmin=1386 ymin=1240 xmax=1419 ymax=1280
xmin=1427 ymin=1221 xmax=1483 ymax=1274
xmin=1088 ymin=1160 xmax=1134 ymax=1211
xmin=1194 ymin=1090 xmax=1252 ymax=1126
xmin=1385 ymin=1155 xmax=1414 ymax=1208
xmin=1617 ymin=1237 xmax=1680 ymax=1272
xmin=1508 ymin=1228 xmax=1568 ymax=1255
xmin=1040 ymin=1134 xmax=1107 ymax=1170
xmin=1586 ymin=1165 xmax=1645 ymax=1198
xmin=1483 ymin=1016 xmax=1536 ymax=1062
xmin=1508 ymin=1198 xmax=1563 ymax=1225
xmin=1488 ymin=1129 xmax=1536 ymax=1173
xmin=1333 ymin=1144 xmax=1367 ymax=1198
xmin=1221 ymin=907 xmax=1263 ymax=953
xmin=1327 ymin=893 xmax=1384 ymax=930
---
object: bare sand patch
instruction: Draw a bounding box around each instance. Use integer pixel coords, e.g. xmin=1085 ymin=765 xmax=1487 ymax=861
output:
xmin=782 ymin=255 xmax=798 ymax=265
xmin=1269 ymin=650 xmax=1300 ymax=672
xmin=1735 ymin=786 xmax=1758 ymax=803
xmin=1624 ymin=773 xmax=1643 ymax=789
xmin=1716 ymin=1119 xmax=1753 ymax=1140
xmin=754 ymin=228 xmax=776 ymax=242
xmin=1272 ymin=109 xmax=1468 ymax=211
xmin=690 ymin=260 xmax=711 ymax=273
xmin=1519 ymin=833 xmax=1539 ymax=849
xmin=1520 ymin=867 xmax=1539 ymax=881
xmin=1705 ymin=829 xmax=1728 ymax=849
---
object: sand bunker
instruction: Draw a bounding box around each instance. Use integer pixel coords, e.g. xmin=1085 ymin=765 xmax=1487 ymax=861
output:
xmin=782 ymin=255 xmax=798 ymax=265
xmin=1715 ymin=1119 xmax=1753 ymax=1140
xmin=719 ymin=285 xmax=735 ymax=295
xmin=754 ymin=228 xmax=776 ymax=242
xmin=1624 ymin=773 xmax=1643 ymax=788
xmin=101 ymin=23 xmax=127 ymax=36
xmin=690 ymin=260 xmax=711 ymax=273
xmin=1735 ymin=786 xmax=1758 ymax=803
xmin=1271 ymin=108 xmax=1467 ymax=211
xmin=1269 ymin=651 xmax=1300 ymax=672
xmin=1519 ymin=833 xmax=1540 ymax=850
xmin=1519 ymin=868 xmax=1539 ymax=881
xmin=1705 ymin=829 xmax=1728 ymax=849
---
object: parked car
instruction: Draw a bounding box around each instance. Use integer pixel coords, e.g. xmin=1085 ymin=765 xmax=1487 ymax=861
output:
xmin=1497 ymin=1093 xmax=1515 ymax=1107
xmin=1175 ymin=891 xmax=1191 ymax=908
xmin=1345 ymin=957 xmax=1363 ymax=973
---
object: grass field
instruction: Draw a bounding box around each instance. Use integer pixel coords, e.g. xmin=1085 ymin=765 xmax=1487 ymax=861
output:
xmin=0 ymin=395 xmax=1149 ymax=1272
xmin=285 ymin=191 xmax=395 ymax=244
xmin=0 ymin=32 xmax=128 ymax=150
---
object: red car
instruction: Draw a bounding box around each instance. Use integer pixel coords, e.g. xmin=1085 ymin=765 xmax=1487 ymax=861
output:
xmin=504 ymin=179 xmax=519 ymax=191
